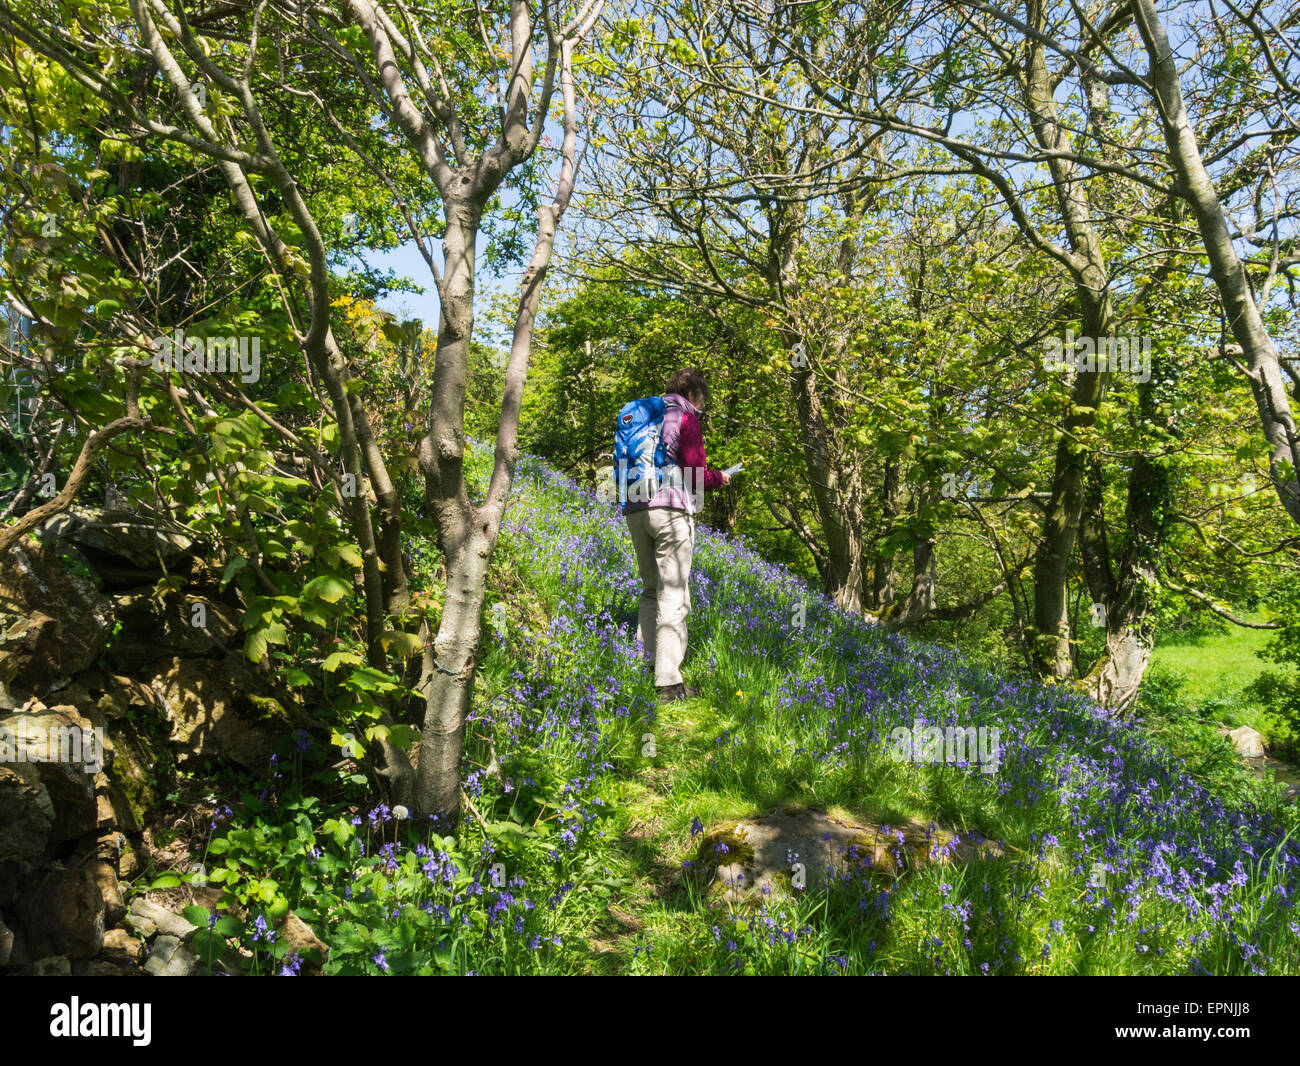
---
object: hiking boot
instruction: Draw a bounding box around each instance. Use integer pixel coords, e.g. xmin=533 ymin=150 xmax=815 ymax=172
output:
xmin=656 ymin=683 xmax=687 ymax=704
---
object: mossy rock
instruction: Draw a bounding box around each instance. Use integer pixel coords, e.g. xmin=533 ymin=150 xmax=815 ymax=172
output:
xmin=150 ymin=656 xmax=310 ymax=774
xmin=694 ymin=809 xmax=1004 ymax=903
xmin=693 ymin=821 xmax=756 ymax=880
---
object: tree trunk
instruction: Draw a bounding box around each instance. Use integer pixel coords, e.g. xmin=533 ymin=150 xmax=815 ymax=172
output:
xmin=1080 ymin=371 xmax=1173 ymax=715
xmin=1132 ymin=0 xmax=1300 ymax=525
xmin=415 ymin=527 xmax=490 ymax=823
xmin=1021 ymin=0 xmax=1117 ymax=679
xmin=414 ymin=194 xmax=483 ymax=823
xmin=788 ymin=357 xmax=867 ymax=612
xmin=868 ymin=456 xmax=903 ymax=611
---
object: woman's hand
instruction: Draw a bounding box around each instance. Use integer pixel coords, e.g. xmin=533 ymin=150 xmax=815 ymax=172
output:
xmin=720 ymin=472 xmax=732 ymax=486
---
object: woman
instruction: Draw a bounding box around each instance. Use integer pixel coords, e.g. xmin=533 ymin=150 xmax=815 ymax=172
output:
xmin=622 ymin=367 xmax=730 ymax=703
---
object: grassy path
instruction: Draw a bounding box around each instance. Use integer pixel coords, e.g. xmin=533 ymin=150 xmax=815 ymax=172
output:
xmin=585 ymin=694 xmax=719 ymax=974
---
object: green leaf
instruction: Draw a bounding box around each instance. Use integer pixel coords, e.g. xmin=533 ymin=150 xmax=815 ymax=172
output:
xmin=215 ymin=915 xmax=243 ymax=937
xmin=220 ymin=555 xmax=247 ymax=590
xmin=380 ymin=629 xmax=423 ymax=658
xmin=325 ymin=543 xmax=364 ymax=568
xmin=322 ymin=649 xmax=364 ymax=672
xmin=183 ymin=904 xmax=211 ymax=928
xmin=304 ymin=574 xmax=351 ymax=603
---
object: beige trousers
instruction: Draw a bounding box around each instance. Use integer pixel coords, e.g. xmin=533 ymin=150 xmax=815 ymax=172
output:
xmin=626 ymin=506 xmax=695 ymax=687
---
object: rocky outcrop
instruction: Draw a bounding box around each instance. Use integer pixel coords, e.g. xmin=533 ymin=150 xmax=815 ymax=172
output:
xmin=103 ymin=592 xmax=238 ymax=669
xmin=18 ymin=866 xmax=105 ymax=961
xmin=42 ymin=506 xmax=192 ymax=572
xmin=693 ymin=808 xmax=1004 ymax=902
xmin=0 ymin=517 xmax=310 ymax=976
xmin=152 ymin=656 xmax=304 ymax=774
xmin=0 ymin=759 xmax=54 ymax=864
xmin=0 ymin=537 xmax=113 ymax=690
xmin=1 ymin=699 xmax=100 ymax=848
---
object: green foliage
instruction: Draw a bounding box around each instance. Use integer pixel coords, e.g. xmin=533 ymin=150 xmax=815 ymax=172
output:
xmin=1243 ymin=574 xmax=1300 ymax=757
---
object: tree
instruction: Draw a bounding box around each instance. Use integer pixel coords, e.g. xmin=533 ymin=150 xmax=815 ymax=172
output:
xmin=2 ymin=0 xmax=604 ymax=823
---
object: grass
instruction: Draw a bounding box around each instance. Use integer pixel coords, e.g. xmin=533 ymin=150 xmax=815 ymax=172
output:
xmin=1152 ymin=619 xmax=1278 ymax=706
xmin=174 ymin=448 xmax=1300 ymax=975
xmin=470 ymin=454 xmax=1300 ymax=974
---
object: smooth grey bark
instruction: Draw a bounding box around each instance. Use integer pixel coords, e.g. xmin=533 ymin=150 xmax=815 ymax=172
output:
xmin=1132 ymin=0 xmax=1300 ymax=525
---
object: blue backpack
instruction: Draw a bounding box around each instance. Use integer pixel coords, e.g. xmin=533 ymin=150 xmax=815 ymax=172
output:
xmin=612 ymin=396 xmax=668 ymax=504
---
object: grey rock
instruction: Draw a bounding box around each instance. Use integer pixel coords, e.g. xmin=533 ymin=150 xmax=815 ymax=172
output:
xmin=19 ymin=866 xmax=105 ymax=960
xmin=142 ymin=933 xmax=198 ymax=976
xmin=99 ymin=927 xmax=141 ymax=966
xmin=24 ymin=954 xmax=71 ymax=976
xmin=696 ymin=808 xmax=1004 ymax=902
xmin=151 ymin=656 xmax=304 ymax=773
xmin=0 ymin=760 xmax=54 ymax=863
xmin=127 ymin=897 xmax=198 ymax=941
xmin=44 ymin=507 xmax=192 ymax=570
xmin=81 ymin=960 xmax=135 ymax=976
xmin=1229 ymin=725 xmax=1267 ymax=758
xmin=0 ymin=701 xmax=100 ymax=849
xmin=122 ymin=910 xmax=156 ymax=940
xmin=105 ymin=592 xmax=237 ymax=669
xmin=0 ymin=537 xmax=114 ymax=692
xmin=87 ymin=860 xmax=126 ymax=926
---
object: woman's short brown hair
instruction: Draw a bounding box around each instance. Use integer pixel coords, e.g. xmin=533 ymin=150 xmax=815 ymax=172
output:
xmin=664 ymin=367 xmax=710 ymax=406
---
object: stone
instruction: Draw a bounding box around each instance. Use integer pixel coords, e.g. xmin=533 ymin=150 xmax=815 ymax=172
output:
xmin=142 ymin=933 xmax=199 ymax=976
xmin=279 ymin=910 xmax=329 ymax=971
xmin=105 ymin=591 xmax=238 ymax=669
xmin=49 ymin=673 xmax=169 ymax=833
xmin=24 ymin=954 xmax=71 ymax=976
xmin=122 ymin=909 xmax=155 ymax=940
xmin=82 ymin=960 xmax=135 ymax=976
xmin=0 ymin=537 xmax=114 ymax=692
xmin=117 ymin=837 xmax=146 ymax=880
xmin=20 ymin=866 xmax=105 ymax=960
xmin=94 ymin=829 xmax=147 ymax=880
xmin=88 ymin=860 xmax=126 ymax=926
xmin=0 ymin=701 xmax=100 ymax=848
xmin=43 ymin=506 xmax=192 ymax=571
xmin=127 ymin=897 xmax=198 ymax=941
xmin=1229 ymin=725 xmax=1267 ymax=758
xmin=99 ymin=927 xmax=141 ymax=966
xmin=0 ymin=760 xmax=54 ymax=863
xmin=0 ymin=858 xmax=23 ymax=907
xmin=151 ymin=656 xmax=303 ymax=773
xmin=93 ymin=773 xmax=143 ymax=835
xmin=694 ymin=808 xmax=1004 ymax=902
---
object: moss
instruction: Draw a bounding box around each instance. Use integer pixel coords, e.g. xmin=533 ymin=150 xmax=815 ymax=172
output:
xmin=695 ymin=821 xmax=755 ymax=872
xmin=110 ymin=724 xmax=172 ymax=826
xmin=244 ymin=693 xmax=291 ymax=725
